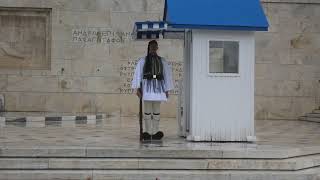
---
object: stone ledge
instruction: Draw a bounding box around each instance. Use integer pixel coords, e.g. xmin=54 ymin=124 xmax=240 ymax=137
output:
xmin=0 ymin=169 xmax=318 ymax=180
xmin=0 ymin=114 xmax=106 ymax=127
xmin=0 ymin=145 xmax=319 ymax=159
xmin=262 ymin=0 xmax=320 ymax=4
xmin=299 ymin=116 xmax=320 ymax=123
xmin=4 ymin=114 xmax=106 ymax=122
xmin=0 ymin=154 xmax=317 ymax=170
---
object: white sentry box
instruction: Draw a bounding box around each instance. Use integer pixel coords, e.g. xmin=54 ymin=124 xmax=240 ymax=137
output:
xmin=178 ymin=30 xmax=256 ymax=142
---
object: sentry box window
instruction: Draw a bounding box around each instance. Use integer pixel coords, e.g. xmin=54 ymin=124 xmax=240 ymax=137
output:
xmin=209 ymin=41 xmax=239 ymax=74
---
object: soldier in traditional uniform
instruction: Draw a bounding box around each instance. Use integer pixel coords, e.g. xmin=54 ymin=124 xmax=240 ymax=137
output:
xmin=131 ymin=40 xmax=174 ymax=140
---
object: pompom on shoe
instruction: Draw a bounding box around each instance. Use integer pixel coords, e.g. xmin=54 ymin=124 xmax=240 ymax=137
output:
xmin=151 ymin=131 xmax=164 ymax=140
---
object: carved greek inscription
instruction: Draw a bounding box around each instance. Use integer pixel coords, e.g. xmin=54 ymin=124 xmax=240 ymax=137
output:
xmin=72 ymin=28 xmax=133 ymax=44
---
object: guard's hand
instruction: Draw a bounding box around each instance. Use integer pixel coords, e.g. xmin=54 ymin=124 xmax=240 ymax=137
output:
xmin=136 ymin=89 xmax=142 ymax=98
xmin=165 ymin=91 xmax=169 ymax=98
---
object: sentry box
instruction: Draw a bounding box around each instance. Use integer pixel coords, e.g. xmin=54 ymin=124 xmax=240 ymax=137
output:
xmin=133 ymin=0 xmax=269 ymax=142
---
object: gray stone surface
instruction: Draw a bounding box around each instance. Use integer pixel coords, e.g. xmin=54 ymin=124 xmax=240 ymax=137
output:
xmin=255 ymin=2 xmax=320 ymax=120
xmin=0 ymin=94 xmax=4 ymax=114
xmin=48 ymin=158 xmax=139 ymax=169
xmin=92 ymin=169 xmax=320 ymax=180
xmin=299 ymin=116 xmax=320 ymax=123
xmin=262 ymin=0 xmax=320 ymax=3
xmin=0 ymin=117 xmax=319 ymax=178
xmin=0 ymin=117 xmax=5 ymax=127
xmin=0 ymin=117 xmax=320 ymax=158
xmin=0 ymin=169 xmax=317 ymax=180
xmin=0 ymin=170 xmax=92 ymax=180
xmin=0 ymin=158 xmax=48 ymax=169
xmin=0 ymin=8 xmax=51 ymax=70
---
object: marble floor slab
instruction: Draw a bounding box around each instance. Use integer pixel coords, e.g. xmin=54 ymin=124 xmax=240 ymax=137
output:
xmin=0 ymin=117 xmax=320 ymax=157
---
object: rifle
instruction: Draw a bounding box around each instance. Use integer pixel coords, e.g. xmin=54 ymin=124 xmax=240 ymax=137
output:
xmin=138 ymin=85 xmax=143 ymax=141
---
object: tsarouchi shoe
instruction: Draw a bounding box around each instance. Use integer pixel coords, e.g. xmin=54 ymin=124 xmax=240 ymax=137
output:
xmin=142 ymin=132 xmax=151 ymax=140
xmin=152 ymin=131 xmax=164 ymax=140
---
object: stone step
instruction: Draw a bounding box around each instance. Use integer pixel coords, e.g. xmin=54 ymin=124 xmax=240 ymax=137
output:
xmin=299 ymin=116 xmax=320 ymax=123
xmin=0 ymin=114 xmax=107 ymax=127
xmin=0 ymin=169 xmax=319 ymax=180
xmin=2 ymin=112 xmax=107 ymax=119
xmin=3 ymin=114 xmax=106 ymax=121
xmin=306 ymin=113 xmax=320 ymax=118
xmin=0 ymin=146 xmax=314 ymax=159
xmin=1 ymin=153 xmax=320 ymax=171
xmin=313 ymin=109 xmax=320 ymax=114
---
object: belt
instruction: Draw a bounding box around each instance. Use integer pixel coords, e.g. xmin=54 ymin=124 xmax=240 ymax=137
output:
xmin=143 ymin=74 xmax=164 ymax=80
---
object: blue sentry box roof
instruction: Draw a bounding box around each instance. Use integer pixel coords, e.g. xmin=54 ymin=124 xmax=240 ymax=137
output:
xmin=164 ymin=0 xmax=269 ymax=31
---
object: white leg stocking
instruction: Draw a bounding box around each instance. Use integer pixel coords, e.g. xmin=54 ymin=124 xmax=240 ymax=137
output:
xmin=151 ymin=101 xmax=161 ymax=135
xmin=144 ymin=101 xmax=153 ymax=134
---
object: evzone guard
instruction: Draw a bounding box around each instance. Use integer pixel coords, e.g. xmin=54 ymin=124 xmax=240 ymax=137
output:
xmin=131 ymin=40 xmax=174 ymax=141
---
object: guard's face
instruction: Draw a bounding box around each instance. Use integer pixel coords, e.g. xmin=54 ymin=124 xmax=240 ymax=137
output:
xmin=149 ymin=43 xmax=158 ymax=55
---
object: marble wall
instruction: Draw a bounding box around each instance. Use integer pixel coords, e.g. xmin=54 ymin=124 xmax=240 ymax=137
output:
xmin=0 ymin=0 xmax=319 ymax=120
xmin=255 ymin=0 xmax=320 ymax=119
xmin=0 ymin=8 xmax=51 ymax=69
